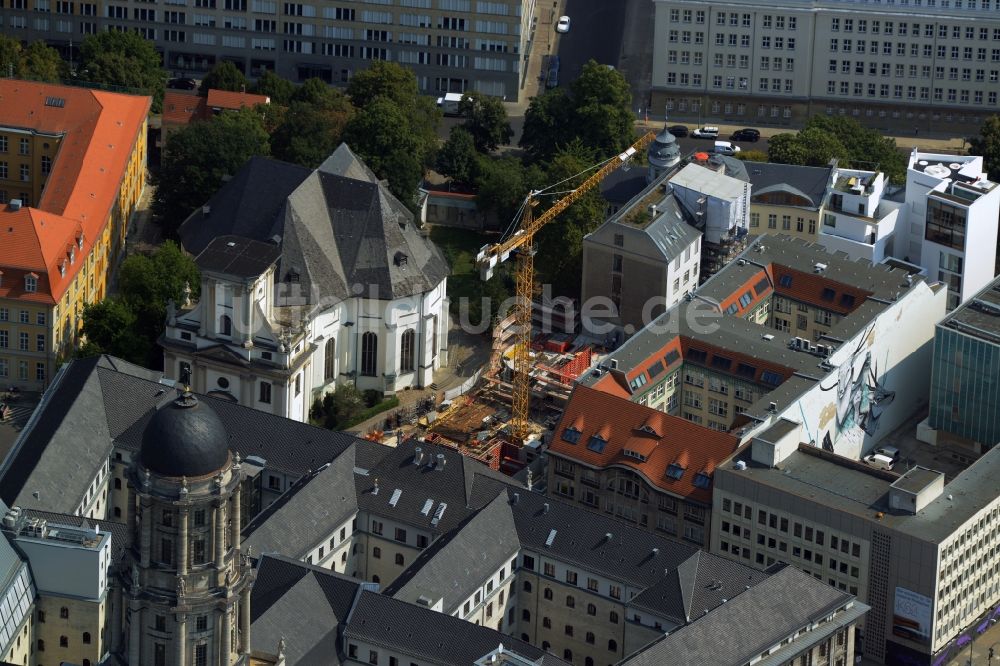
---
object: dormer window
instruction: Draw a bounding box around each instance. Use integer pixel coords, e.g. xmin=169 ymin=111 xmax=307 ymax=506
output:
xmin=623 ymin=449 xmax=647 ymax=462
xmin=586 ymin=435 xmax=607 ymax=453
xmin=665 ymin=463 xmax=685 ymax=480
xmin=69 ymin=247 xmax=75 ymax=264
xmin=24 ymin=274 xmax=37 ymax=292
xmin=59 ymin=262 xmax=66 ymax=277
xmin=219 ymin=314 xmax=232 ymax=337
xmin=561 ymin=427 xmax=581 ymax=444
xmin=285 ymin=269 xmax=300 ymax=283
xmin=77 ymin=233 xmax=84 ymax=250
xmin=394 ymin=251 xmax=408 ymax=267
xmin=637 ymin=424 xmax=658 ymax=437
xmin=693 ymin=472 xmax=712 ymax=489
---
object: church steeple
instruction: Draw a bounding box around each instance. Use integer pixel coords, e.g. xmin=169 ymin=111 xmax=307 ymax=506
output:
xmin=124 ymin=395 xmax=252 ymax=666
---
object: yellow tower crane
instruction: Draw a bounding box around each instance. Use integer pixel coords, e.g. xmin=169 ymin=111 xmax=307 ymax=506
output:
xmin=476 ymin=131 xmax=656 ymax=440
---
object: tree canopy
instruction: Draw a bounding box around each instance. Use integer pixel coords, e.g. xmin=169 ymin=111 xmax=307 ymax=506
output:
xmin=767 ymin=116 xmax=905 ymax=182
xmin=0 ymin=36 xmax=64 ymax=82
xmin=271 ymin=88 xmax=354 ymax=167
xmin=436 ymin=127 xmax=479 ymax=185
xmin=341 ymin=63 xmax=439 ymax=207
xmin=969 ymin=115 xmax=1000 ymax=183
xmin=78 ymin=31 xmax=166 ymax=111
xmin=199 ymin=60 xmax=248 ymax=95
xmin=254 ymin=69 xmax=295 ymax=105
xmin=458 ymin=91 xmax=513 ymax=153
xmin=521 ymin=60 xmax=634 ymax=162
xmin=153 ymin=106 xmax=270 ymax=238
xmin=79 ymin=241 xmax=199 ymax=367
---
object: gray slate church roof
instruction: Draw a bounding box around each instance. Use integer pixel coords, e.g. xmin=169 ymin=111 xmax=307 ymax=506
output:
xmin=179 ymin=144 xmax=448 ymax=303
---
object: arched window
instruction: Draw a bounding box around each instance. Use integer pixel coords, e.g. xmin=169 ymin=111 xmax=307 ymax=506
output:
xmin=565 ymin=595 xmax=575 ymax=608
xmin=521 ymin=633 xmax=529 ymax=642
xmin=542 ymin=617 xmax=551 ymax=629
xmin=60 ymin=607 xmax=69 ymax=619
xmin=587 ymin=603 xmax=596 ymax=616
xmin=586 ymin=631 xmax=595 ymax=644
xmin=114 ymin=507 xmax=122 ymax=518
xmin=324 ymin=338 xmax=336 ymax=382
xmin=543 ymin=587 xmax=553 ymax=600
xmin=371 ymin=575 xmax=380 ymax=584
xmin=84 ymin=660 xmax=91 ymax=666
xmin=114 ymin=478 xmax=121 ymax=489
xmin=400 ymin=328 xmax=415 ymax=373
xmin=394 ymin=553 xmax=404 ymax=566
xmin=522 ymin=580 xmax=532 ymax=593
xmin=608 ymin=638 xmax=618 ymax=651
xmin=541 ymin=641 xmax=550 ymax=651
xmin=219 ymin=314 xmax=232 ymax=337
xmin=36 ymin=639 xmax=44 ymax=651
xmin=521 ymin=609 xmax=530 ymax=621
xmin=83 ymin=632 xmax=91 ymax=644
xmin=361 ymin=332 xmax=378 ymax=376
xmin=60 ymin=635 xmax=68 ymax=647
xmin=563 ymin=649 xmax=573 ymax=661
xmin=372 ymin=546 xmax=381 ymax=559
xmin=585 ymin=659 xmax=594 ymax=666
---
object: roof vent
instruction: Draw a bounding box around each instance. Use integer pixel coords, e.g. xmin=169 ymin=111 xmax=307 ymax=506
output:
xmin=435 ymin=453 xmax=446 ymax=470
xmin=413 ymin=447 xmax=423 ymax=465
xmin=652 ymin=547 xmax=659 ymax=556
xmin=542 ymin=502 xmax=550 ymax=514
xmin=511 ymin=492 xmax=519 ymax=504
xmin=814 ymin=262 xmax=828 ymax=274
xmin=609 ymin=359 xmax=618 ymax=370
xmin=394 ymin=251 xmax=408 ymax=267
xmin=8 ymin=200 xmax=22 ymax=211
xmin=202 ymin=205 xmax=211 ymax=216
xmin=768 ymin=401 xmax=778 ymax=413
xmin=605 ymin=532 xmax=613 ymax=542
xmin=734 ymin=460 xmax=748 ymax=471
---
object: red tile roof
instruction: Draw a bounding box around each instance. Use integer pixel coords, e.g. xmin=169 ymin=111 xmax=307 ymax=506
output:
xmin=206 ymin=89 xmax=270 ymax=110
xmin=550 ymin=385 xmax=741 ymax=503
xmin=162 ymin=91 xmax=204 ymax=127
xmin=0 ymin=80 xmax=150 ymax=303
xmin=773 ymin=265 xmax=872 ymax=315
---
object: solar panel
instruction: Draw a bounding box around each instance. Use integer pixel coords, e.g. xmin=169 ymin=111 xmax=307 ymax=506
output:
xmin=44 ymin=97 xmax=65 ymax=108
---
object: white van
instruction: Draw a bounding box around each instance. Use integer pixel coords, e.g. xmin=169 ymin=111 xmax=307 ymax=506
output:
xmin=436 ymin=92 xmax=465 ymax=116
xmin=864 ymin=453 xmax=895 ymax=471
xmin=875 ymin=445 xmax=901 ymax=462
xmin=714 ymin=141 xmax=741 ymax=156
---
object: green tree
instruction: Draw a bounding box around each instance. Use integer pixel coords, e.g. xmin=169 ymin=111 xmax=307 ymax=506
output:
xmin=458 ymin=91 xmax=512 ymax=153
xmin=0 ymin=36 xmax=23 ymax=80
xmin=533 ymin=143 xmax=606 ymax=298
xmin=735 ymin=150 xmax=769 ymax=163
xmin=79 ymin=297 xmax=150 ymax=365
xmin=78 ymin=31 xmax=166 ymax=111
xmin=795 ymin=127 xmax=850 ymax=167
xmin=436 ymin=127 xmax=479 ymax=184
xmin=153 ymin=106 xmax=270 ymax=237
xmin=290 ymin=77 xmax=338 ymax=107
xmin=520 ymin=60 xmax=634 ymax=162
xmin=767 ymin=133 xmax=808 ymax=166
xmin=969 ymin=115 xmax=1000 ymax=182
xmin=341 ymin=93 xmax=427 ymax=206
xmin=271 ymin=89 xmax=354 ymax=167
xmin=253 ymin=69 xmax=295 ymax=105
xmin=0 ymin=37 xmax=65 ymax=82
xmin=310 ymin=384 xmax=366 ymax=429
xmin=473 ymin=156 xmax=529 ymax=227
xmin=803 ymin=115 xmax=905 ymax=182
xmin=22 ymin=41 xmax=64 ymax=82
xmin=198 ymin=60 xmax=247 ymax=95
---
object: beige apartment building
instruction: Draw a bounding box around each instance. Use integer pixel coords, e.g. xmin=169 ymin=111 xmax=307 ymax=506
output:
xmin=6 ymin=0 xmax=534 ymax=100
xmin=747 ymin=162 xmax=835 ymax=243
xmin=651 ymin=0 xmax=1000 ymax=133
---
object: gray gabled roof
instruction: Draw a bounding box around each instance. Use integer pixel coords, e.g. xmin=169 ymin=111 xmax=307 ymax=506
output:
xmin=385 ymin=492 xmax=519 ymax=613
xmin=344 ymin=590 xmax=566 ymax=666
xmin=179 ymin=143 xmax=448 ymax=304
xmin=745 ymin=162 xmax=833 ymax=209
xmin=242 ymin=450 xmax=359 ymax=558
xmin=622 ymin=566 xmax=863 ymax=666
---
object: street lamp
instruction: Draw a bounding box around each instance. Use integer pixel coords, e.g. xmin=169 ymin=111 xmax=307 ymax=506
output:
xmin=987 ymin=640 xmax=1000 ymax=666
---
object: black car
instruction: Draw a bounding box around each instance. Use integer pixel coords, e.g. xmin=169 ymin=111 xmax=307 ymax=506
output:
xmin=667 ymin=125 xmax=689 ymax=138
xmin=167 ymin=77 xmax=197 ymax=90
xmin=546 ymin=56 xmax=560 ymax=89
xmin=730 ymin=128 xmax=761 ymax=142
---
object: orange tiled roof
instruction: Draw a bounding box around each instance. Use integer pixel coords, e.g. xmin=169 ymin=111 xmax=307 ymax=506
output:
xmin=162 ymin=90 xmax=204 ymax=126
xmin=772 ymin=265 xmax=872 ymax=315
xmin=205 ymin=89 xmax=270 ymax=111
xmin=0 ymin=80 xmax=150 ymax=303
xmin=550 ymin=385 xmax=741 ymax=503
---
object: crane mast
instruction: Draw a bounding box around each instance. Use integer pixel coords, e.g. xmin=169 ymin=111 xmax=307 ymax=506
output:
xmin=476 ymin=131 xmax=656 ymax=440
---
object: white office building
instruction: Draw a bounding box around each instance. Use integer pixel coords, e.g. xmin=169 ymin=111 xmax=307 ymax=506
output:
xmin=651 ymin=0 xmax=1000 ymax=132
xmin=817 ymin=168 xmax=901 ymax=263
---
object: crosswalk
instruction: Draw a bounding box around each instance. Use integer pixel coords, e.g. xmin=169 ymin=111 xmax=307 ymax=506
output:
xmin=0 ymin=401 xmax=34 ymax=427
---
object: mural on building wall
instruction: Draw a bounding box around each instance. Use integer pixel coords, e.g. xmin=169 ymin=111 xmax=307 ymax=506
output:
xmin=819 ymin=322 xmax=896 ymax=451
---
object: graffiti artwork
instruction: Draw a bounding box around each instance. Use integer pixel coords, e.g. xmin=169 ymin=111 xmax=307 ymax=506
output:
xmin=820 ymin=323 xmax=896 ymax=450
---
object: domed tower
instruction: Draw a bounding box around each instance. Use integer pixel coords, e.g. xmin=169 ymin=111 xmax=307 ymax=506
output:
xmin=647 ymin=126 xmax=681 ymax=183
xmin=123 ymin=391 xmax=252 ymax=666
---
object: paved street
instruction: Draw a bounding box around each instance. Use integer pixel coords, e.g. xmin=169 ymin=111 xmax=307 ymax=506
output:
xmin=553 ymin=0 xmax=628 ymax=84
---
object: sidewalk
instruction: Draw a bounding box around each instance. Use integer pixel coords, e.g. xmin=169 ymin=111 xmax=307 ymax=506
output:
xmin=634 ymin=119 xmax=968 ymax=153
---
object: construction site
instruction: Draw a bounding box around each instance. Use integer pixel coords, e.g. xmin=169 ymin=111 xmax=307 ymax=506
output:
xmin=395 ymin=132 xmax=661 ymax=478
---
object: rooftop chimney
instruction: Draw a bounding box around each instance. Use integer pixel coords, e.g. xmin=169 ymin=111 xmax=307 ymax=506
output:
xmin=436 ymin=453 xmax=446 ymax=470
xmin=413 ymin=447 xmax=423 ymax=465
xmin=542 ymin=503 xmax=550 ymax=514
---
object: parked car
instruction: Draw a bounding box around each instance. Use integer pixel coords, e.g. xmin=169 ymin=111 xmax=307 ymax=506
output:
xmin=713 ymin=140 xmax=741 ymax=156
xmin=730 ymin=128 xmax=761 ymax=142
xmin=667 ymin=125 xmax=689 ymax=138
xmin=167 ymin=77 xmax=197 ymax=90
xmin=864 ymin=453 xmax=895 ymax=471
xmin=556 ymin=15 xmax=571 ymax=33
xmin=546 ymin=56 xmax=560 ymax=89
xmin=874 ymin=445 xmax=901 ymax=463
xmin=691 ymin=126 xmax=720 ymax=139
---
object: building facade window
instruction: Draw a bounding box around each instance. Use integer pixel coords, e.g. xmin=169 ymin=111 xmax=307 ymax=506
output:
xmin=324 ymin=337 xmax=336 ymax=382
xmin=361 ymin=332 xmax=378 ymax=376
xmin=400 ymin=328 xmax=415 ymax=373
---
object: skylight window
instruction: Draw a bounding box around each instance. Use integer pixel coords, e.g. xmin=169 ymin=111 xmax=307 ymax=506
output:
xmin=587 ymin=435 xmax=608 ymax=454
xmin=666 ymin=464 xmax=685 ymax=480
xmin=739 ymin=291 xmax=753 ymax=308
xmin=725 ymin=303 xmax=739 ymax=316
xmin=760 ymin=370 xmax=783 ymax=386
xmin=561 ymin=427 xmax=581 ymax=444
xmin=693 ymin=472 xmax=712 ymax=489
xmin=753 ymin=277 xmax=771 ymax=295
xmin=779 ymin=274 xmax=793 ymax=287
xmin=821 ymin=287 xmax=836 ymax=301
xmin=647 ymin=360 xmax=665 ymax=379
xmin=664 ymin=350 xmax=680 ymax=365
xmin=687 ymin=348 xmax=707 ymax=364
xmin=840 ymin=293 xmax=856 ymax=308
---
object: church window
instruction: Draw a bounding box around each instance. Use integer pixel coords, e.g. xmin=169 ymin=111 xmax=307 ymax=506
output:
xmin=361 ymin=332 xmax=378 ymax=376
xmin=400 ymin=329 xmax=415 ymax=373
xmin=324 ymin=338 xmax=336 ymax=382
